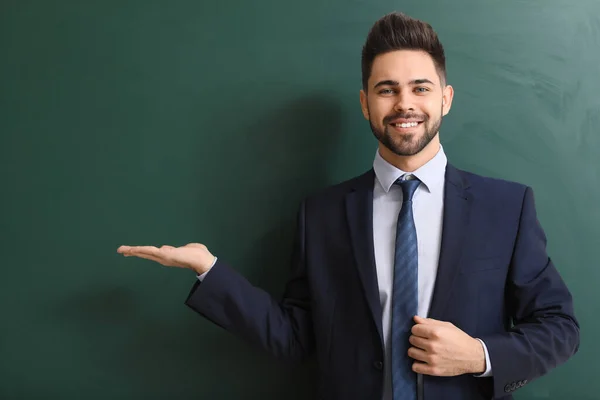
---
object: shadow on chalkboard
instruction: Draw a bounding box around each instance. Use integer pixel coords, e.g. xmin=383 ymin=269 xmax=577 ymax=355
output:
xmin=238 ymin=92 xmax=344 ymax=283
xmin=191 ymin=91 xmax=344 ymax=227
xmin=59 ymin=94 xmax=342 ymax=399
xmin=211 ymin=93 xmax=343 ymax=397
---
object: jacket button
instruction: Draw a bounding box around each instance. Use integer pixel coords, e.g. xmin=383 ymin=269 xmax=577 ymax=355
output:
xmin=373 ymin=361 xmax=383 ymax=370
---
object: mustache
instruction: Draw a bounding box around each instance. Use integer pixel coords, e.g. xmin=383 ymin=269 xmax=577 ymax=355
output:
xmin=383 ymin=112 xmax=428 ymax=124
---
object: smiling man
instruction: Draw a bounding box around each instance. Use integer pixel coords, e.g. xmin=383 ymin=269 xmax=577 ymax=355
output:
xmin=118 ymin=12 xmax=580 ymax=400
xmin=360 ymin=48 xmax=452 ymax=171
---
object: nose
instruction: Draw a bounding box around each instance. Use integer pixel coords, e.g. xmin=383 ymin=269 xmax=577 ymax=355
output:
xmin=393 ymin=92 xmax=415 ymax=112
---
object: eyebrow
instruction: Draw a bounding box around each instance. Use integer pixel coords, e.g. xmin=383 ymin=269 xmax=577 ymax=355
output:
xmin=373 ymin=78 xmax=435 ymax=88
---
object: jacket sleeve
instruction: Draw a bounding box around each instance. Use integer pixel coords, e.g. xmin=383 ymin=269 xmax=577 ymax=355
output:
xmin=483 ymin=187 xmax=580 ymax=398
xmin=184 ymin=200 xmax=315 ymax=363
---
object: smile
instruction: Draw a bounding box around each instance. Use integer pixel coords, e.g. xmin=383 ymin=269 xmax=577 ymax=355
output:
xmin=393 ymin=122 xmax=420 ymax=128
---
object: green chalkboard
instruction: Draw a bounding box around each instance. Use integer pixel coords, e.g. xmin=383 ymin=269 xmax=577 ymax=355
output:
xmin=1 ymin=1 xmax=598 ymax=399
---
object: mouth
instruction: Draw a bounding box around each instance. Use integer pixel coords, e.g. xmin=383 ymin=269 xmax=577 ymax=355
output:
xmin=388 ymin=120 xmax=423 ymax=132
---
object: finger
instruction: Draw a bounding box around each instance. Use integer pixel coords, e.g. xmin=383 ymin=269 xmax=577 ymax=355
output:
xmin=412 ymin=361 xmax=427 ymax=374
xmin=409 ymin=334 xmax=429 ymax=350
xmin=117 ymin=245 xmax=132 ymax=253
xmin=185 ymin=243 xmax=205 ymax=249
xmin=127 ymin=252 xmax=165 ymax=264
xmin=411 ymin=323 xmax=433 ymax=339
xmin=161 ymin=245 xmax=176 ymax=250
xmin=124 ymin=247 xmax=168 ymax=262
xmin=414 ymin=315 xmax=444 ymax=325
xmin=126 ymin=246 xmax=161 ymax=256
xmin=412 ymin=361 xmax=441 ymax=376
xmin=407 ymin=346 xmax=429 ymax=363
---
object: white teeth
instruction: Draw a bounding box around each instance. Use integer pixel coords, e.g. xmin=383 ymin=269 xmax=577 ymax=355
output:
xmin=395 ymin=122 xmax=419 ymax=128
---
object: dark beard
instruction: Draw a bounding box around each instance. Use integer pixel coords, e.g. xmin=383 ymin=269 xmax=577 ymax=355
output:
xmin=369 ymin=108 xmax=442 ymax=157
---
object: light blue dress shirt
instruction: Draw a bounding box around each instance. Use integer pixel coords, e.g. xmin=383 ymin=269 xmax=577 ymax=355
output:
xmin=373 ymin=145 xmax=491 ymax=400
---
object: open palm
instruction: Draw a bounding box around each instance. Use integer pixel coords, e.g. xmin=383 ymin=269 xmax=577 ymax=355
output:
xmin=117 ymin=243 xmax=215 ymax=274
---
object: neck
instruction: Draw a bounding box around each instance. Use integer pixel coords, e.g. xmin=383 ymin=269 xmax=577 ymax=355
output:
xmin=379 ymin=135 xmax=440 ymax=172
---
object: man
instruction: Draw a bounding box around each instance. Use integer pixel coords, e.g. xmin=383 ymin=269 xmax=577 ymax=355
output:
xmin=118 ymin=12 xmax=579 ymax=400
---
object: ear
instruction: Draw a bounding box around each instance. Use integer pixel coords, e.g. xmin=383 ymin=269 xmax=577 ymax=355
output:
xmin=359 ymin=89 xmax=370 ymax=120
xmin=441 ymin=84 xmax=454 ymax=116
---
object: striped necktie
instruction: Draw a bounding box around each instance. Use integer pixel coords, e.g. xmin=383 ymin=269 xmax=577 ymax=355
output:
xmin=391 ymin=174 xmax=421 ymax=400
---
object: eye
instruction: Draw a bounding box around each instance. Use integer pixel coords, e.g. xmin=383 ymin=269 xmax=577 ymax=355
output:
xmin=378 ymin=88 xmax=395 ymax=95
xmin=414 ymin=87 xmax=429 ymax=93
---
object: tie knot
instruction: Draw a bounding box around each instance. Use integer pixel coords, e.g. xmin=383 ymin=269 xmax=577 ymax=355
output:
xmin=395 ymin=175 xmax=421 ymax=202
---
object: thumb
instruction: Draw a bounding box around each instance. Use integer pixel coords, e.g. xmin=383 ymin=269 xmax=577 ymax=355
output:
xmin=413 ymin=315 xmax=441 ymax=325
xmin=185 ymin=243 xmax=206 ymax=248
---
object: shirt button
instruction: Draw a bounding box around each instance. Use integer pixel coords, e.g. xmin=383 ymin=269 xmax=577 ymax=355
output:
xmin=373 ymin=361 xmax=383 ymax=370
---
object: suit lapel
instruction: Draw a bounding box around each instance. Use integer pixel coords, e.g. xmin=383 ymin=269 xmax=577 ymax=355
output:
xmin=427 ymin=164 xmax=472 ymax=320
xmin=345 ymin=169 xmax=384 ymax=343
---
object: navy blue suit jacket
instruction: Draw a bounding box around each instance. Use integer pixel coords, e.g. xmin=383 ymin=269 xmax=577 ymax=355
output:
xmin=186 ymin=164 xmax=579 ymax=399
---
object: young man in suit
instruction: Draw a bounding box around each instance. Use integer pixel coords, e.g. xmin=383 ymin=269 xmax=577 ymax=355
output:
xmin=118 ymin=12 xmax=579 ymax=400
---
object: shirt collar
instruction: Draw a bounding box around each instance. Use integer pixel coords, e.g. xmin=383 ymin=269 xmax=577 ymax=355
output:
xmin=373 ymin=145 xmax=447 ymax=194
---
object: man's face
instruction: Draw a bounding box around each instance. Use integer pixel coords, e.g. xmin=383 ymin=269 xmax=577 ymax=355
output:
xmin=360 ymin=50 xmax=453 ymax=157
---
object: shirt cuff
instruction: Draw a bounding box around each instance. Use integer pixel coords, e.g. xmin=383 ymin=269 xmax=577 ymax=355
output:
xmin=196 ymin=257 xmax=218 ymax=282
xmin=474 ymin=338 xmax=493 ymax=377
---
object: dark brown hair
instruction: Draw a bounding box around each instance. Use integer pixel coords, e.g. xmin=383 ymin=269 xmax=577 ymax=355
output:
xmin=361 ymin=12 xmax=446 ymax=90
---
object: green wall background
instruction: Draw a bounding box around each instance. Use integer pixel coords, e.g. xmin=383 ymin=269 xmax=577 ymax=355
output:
xmin=2 ymin=0 xmax=598 ymax=398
